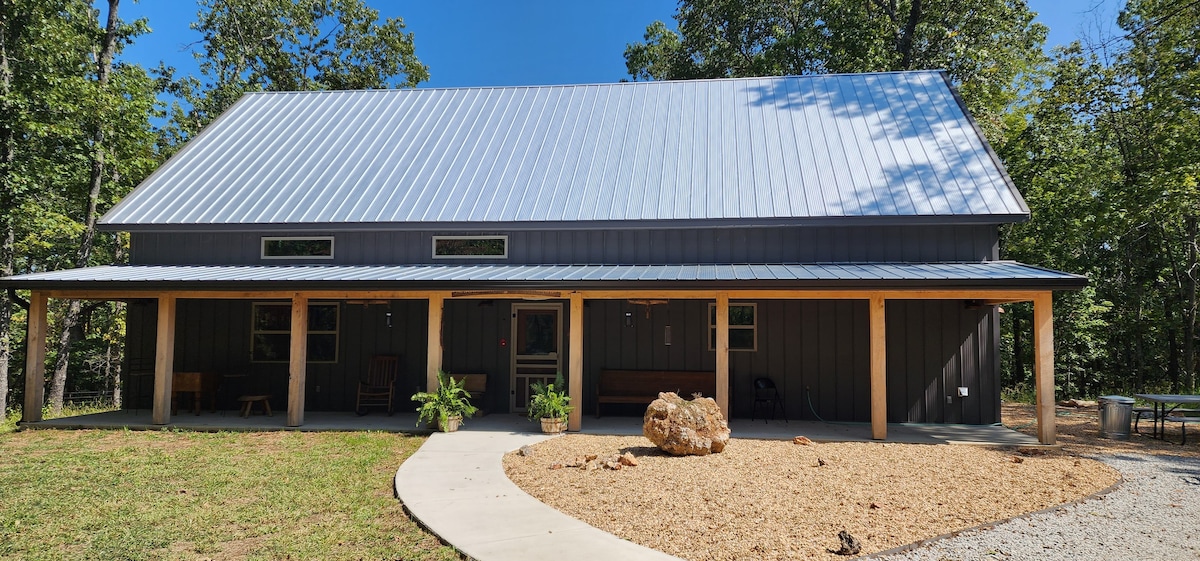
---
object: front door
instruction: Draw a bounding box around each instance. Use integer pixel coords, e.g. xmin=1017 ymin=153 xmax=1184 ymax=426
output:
xmin=510 ymin=303 xmax=563 ymax=413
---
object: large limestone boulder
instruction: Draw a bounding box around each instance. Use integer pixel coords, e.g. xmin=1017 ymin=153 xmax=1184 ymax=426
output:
xmin=643 ymin=392 xmax=731 ymax=456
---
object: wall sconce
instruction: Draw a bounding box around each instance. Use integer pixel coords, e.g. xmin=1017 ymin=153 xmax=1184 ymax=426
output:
xmin=664 ymin=325 xmax=672 ymax=346
xmin=385 ymin=311 xmax=393 ymax=328
xmin=624 ymin=311 xmax=633 ymax=327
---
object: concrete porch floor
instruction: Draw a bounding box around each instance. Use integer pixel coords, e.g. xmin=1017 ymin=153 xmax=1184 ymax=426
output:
xmin=23 ymin=409 xmax=1041 ymax=446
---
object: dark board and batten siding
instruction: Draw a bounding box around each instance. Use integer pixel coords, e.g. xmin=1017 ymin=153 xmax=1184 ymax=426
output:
xmin=123 ymin=296 xmax=1000 ymax=424
xmin=130 ymin=225 xmax=999 ymax=265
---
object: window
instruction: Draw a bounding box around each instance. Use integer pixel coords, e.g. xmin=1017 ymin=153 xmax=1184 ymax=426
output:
xmin=432 ymin=235 xmax=507 ymax=259
xmin=261 ymin=237 xmax=334 ymax=259
xmin=251 ymin=302 xmax=339 ymax=362
xmin=708 ymin=303 xmax=757 ymax=351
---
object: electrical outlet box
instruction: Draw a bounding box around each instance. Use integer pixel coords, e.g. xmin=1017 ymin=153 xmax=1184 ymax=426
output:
xmin=945 ymin=395 xmax=952 ymax=404
xmin=957 ymin=386 xmax=969 ymax=397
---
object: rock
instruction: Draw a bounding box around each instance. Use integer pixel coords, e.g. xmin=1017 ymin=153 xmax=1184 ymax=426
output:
xmin=792 ymin=436 xmax=815 ymax=446
xmin=619 ymin=452 xmax=638 ymax=466
xmin=816 ymin=457 xmax=827 ymax=467
xmin=827 ymin=530 xmax=862 ymax=556
xmin=550 ymin=463 xmax=564 ymax=470
xmin=584 ymin=460 xmax=599 ymax=471
xmin=642 ymin=392 xmax=731 ymax=456
xmin=518 ymin=445 xmax=534 ymax=456
xmin=1011 ymin=456 xmax=1025 ymax=463
xmin=585 ymin=454 xmax=598 ymax=462
xmin=603 ymin=460 xmax=622 ymax=470
xmin=1057 ymin=398 xmax=1099 ymax=408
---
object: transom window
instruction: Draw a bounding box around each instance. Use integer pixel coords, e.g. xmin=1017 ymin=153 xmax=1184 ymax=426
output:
xmin=251 ymin=302 xmax=339 ymax=363
xmin=261 ymin=237 xmax=334 ymax=259
xmin=708 ymin=303 xmax=757 ymax=351
xmin=432 ymin=235 xmax=507 ymax=259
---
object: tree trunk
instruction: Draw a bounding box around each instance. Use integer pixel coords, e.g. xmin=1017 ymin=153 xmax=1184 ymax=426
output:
xmin=1186 ymin=215 xmax=1197 ymax=393
xmin=46 ymin=0 xmax=120 ymax=415
xmin=1012 ymin=313 xmax=1024 ymax=388
xmin=0 ymin=1 xmax=19 ymax=420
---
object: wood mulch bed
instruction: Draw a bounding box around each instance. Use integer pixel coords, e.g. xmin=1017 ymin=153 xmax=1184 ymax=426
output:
xmin=504 ymin=405 xmax=1141 ymax=560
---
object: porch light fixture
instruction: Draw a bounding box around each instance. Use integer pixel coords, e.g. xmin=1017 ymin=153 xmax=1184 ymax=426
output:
xmin=624 ymin=311 xmax=633 ymax=327
xmin=385 ymin=311 xmax=392 ymax=329
xmin=664 ymin=325 xmax=672 ymax=346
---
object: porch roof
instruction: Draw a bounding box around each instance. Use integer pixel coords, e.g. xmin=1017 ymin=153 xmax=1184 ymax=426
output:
xmin=1 ymin=261 xmax=1085 ymax=291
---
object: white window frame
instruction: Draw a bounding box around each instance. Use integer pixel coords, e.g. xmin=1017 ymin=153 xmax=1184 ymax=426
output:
xmin=260 ymin=236 xmax=335 ymax=260
xmin=708 ymin=302 xmax=758 ymax=352
xmin=250 ymin=301 xmax=340 ymax=363
xmin=431 ymin=235 xmax=509 ymax=259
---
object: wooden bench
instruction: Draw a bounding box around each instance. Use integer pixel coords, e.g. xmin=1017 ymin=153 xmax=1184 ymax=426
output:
xmin=596 ymin=369 xmax=716 ymax=418
xmin=449 ymin=373 xmax=487 ymax=416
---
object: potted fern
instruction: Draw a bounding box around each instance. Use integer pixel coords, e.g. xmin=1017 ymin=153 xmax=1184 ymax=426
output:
xmin=527 ymin=373 xmax=573 ymax=433
xmin=411 ymin=371 xmax=478 ymax=432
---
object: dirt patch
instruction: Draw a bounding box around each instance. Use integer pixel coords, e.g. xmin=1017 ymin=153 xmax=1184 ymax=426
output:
xmin=1002 ymin=402 xmax=1200 ymax=458
xmin=505 ymin=434 xmax=1118 ymax=560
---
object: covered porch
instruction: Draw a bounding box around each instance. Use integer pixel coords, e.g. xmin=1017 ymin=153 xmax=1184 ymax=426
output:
xmin=22 ymin=408 xmax=1042 ymax=446
xmin=11 ymin=262 xmax=1083 ymax=444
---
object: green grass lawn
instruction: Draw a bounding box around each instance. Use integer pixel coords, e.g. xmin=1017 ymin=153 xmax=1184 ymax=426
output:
xmin=0 ymin=427 xmax=461 ymax=561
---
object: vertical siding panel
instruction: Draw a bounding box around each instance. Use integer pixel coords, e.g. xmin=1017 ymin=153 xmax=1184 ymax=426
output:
xmin=884 ymin=300 xmax=905 ymax=423
xmin=942 ymin=302 xmax=961 ymax=423
xmin=907 ymin=301 xmax=928 ymax=422
xmin=781 ymin=300 xmax=801 ymax=419
xmin=815 ymin=301 xmax=836 ymax=419
xmin=851 ymin=299 xmax=869 ymax=421
xmin=800 ymin=301 xmax=820 ymax=420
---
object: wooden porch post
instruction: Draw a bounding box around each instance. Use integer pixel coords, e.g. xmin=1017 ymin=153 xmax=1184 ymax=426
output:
xmin=152 ymin=295 xmax=176 ymax=425
xmin=287 ymin=294 xmax=308 ymax=427
xmin=1033 ymin=292 xmax=1056 ymax=445
xmin=869 ymin=294 xmax=887 ymax=440
xmin=568 ymin=292 xmax=583 ymax=431
xmin=427 ymin=293 xmax=445 ymax=392
xmin=21 ymin=292 xmax=48 ymax=423
xmin=715 ymin=292 xmax=730 ymax=418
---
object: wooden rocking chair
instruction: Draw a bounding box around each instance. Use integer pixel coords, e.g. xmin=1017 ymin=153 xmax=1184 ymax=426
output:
xmin=356 ymin=355 xmax=399 ymax=416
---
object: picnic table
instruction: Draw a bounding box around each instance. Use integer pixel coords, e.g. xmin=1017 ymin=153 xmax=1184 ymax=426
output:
xmin=1133 ymin=394 xmax=1200 ymax=440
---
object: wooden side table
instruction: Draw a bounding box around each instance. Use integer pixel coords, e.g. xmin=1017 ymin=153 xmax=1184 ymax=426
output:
xmin=237 ymin=395 xmax=273 ymax=418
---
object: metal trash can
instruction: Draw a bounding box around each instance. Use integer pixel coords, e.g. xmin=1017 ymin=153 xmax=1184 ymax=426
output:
xmin=1098 ymin=395 xmax=1135 ymax=440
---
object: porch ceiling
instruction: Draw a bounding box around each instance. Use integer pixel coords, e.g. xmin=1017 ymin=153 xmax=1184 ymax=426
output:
xmin=1 ymin=261 xmax=1086 ymax=292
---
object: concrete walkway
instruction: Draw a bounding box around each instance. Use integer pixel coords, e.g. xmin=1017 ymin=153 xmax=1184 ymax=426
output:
xmin=393 ymin=428 xmax=682 ymax=561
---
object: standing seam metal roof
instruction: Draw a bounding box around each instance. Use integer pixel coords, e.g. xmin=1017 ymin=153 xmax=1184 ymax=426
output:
xmin=0 ymin=262 xmax=1085 ymax=289
xmin=100 ymin=71 xmax=1029 ymax=229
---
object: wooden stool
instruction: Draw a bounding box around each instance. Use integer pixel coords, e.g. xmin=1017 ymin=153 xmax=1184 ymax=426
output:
xmin=238 ymin=395 xmax=273 ymax=418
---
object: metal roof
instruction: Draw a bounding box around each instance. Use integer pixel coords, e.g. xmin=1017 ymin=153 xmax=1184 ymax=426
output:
xmin=1 ymin=262 xmax=1084 ymax=291
xmin=101 ymin=71 xmax=1028 ymax=231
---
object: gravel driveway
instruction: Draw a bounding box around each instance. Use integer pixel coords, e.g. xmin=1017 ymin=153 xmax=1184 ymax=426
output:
xmin=875 ymin=453 xmax=1200 ymax=561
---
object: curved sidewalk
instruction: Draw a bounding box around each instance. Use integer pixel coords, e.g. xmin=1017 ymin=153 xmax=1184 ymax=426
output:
xmin=394 ymin=428 xmax=681 ymax=561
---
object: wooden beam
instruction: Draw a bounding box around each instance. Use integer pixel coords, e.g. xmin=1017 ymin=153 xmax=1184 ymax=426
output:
xmin=427 ymin=293 xmax=445 ymax=392
xmin=40 ymin=287 xmax=1053 ymax=304
xmin=715 ymin=292 xmax=729 ymax=418
xmin=1033 ymin=292 xmax=1056 ymax=445
xmin=869 ymin=294 xmax=887 ymax=440
xmin=287 ymin=293 xmax=308 ymax=427
xmin=21 ymin=292 xmax=48 ymax=423
xmin=152 ymin=295 xmax=176 ymax=425
xmin=568 ymin=292 xmax=584 ymax=431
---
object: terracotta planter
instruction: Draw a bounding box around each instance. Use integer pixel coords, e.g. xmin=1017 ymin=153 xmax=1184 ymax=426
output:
xmin=540 ymin=417 xmax=567 ymax=434
xmin=439 ymin=415 xmax=463 ymax=432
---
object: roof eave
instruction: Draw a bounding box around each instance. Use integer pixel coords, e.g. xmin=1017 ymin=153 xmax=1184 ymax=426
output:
xmin=98 ymin=214 xmax=1031 ymax=233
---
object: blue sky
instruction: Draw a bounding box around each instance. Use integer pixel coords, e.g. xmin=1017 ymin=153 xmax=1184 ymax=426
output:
xmin=115 ymin=0 xmax=1125 ymax=88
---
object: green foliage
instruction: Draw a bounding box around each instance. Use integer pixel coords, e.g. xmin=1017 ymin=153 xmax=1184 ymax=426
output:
xmin=0 ymin=430 xmax=459 ymax=560
xmin=527 ymin=372 xmax=573 ymax=422
xmin=999 ymin=1 xmax=1200 ymax=396
xmin=161 ymin=0 xmax=429 ymax=146
xmin=411 ymin=371 xmax=478 ymax=429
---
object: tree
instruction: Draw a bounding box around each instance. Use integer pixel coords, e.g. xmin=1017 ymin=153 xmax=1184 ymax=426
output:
xmin=1 ymin=0 xmax=99 ymax=418
xmin=0 ymin=0 xmax=158 ymax=416
xmin=624 ymin=0 xmax=1047 ymax=138
xmin=162 ymin=0 xmax=429 ymax=147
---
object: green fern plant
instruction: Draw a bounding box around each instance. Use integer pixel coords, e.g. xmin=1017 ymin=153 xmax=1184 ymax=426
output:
xmin=411 ymin=371 xmax=478 ymax=429
xmin=527 ymin=372 xmax=573 ymax=421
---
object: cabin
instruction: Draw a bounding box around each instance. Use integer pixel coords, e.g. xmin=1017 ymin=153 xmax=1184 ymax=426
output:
xmin=1 ymin=71 xmax=1084 ymax=443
